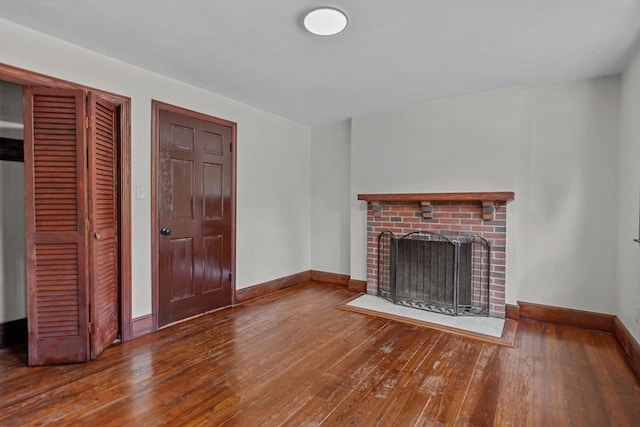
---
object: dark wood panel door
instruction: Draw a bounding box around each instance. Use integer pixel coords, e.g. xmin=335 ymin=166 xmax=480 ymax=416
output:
xmin=158 ymin=110 xmax=232 ymax=326
xmin=24 ymin=87 xmax=90 ymax=365
xmin=88 ymin=93 xmax=119 ymax=359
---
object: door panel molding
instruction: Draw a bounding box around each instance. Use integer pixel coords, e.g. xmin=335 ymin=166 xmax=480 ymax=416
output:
xmin=0 ymin=62 xmax=133 ymax=342
xmin=151 ymin=100 xmax=237 ymax=331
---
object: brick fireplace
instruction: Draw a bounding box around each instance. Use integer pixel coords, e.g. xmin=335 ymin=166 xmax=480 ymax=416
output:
xmin=358 ymin=192 xmax=514 ymax=318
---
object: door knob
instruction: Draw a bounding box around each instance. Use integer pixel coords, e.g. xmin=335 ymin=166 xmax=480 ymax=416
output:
xmin=94 ymin=231 xmax=102 ymax=240
xmin=160 ymin=227 xmax=172 ymax=236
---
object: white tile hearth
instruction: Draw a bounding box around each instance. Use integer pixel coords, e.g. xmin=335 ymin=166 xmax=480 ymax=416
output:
xmin=347 ymin=294 xmax=505 ymax=338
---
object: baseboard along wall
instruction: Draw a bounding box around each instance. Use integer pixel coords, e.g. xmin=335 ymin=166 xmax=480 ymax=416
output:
xmin=517 ymin=301 xmax=615 ymax=332
xmin=131 ymin=314 xmax=153 ymax=339
xmin=235 ymin=270 xmax=312 ymax=304
xmin=310 ymin=270 xmax=350 ymax=287
xmin=347 ymin=278 xmax=367 ymax=293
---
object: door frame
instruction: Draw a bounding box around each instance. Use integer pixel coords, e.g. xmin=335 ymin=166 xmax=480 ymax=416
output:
xmin=151 ymin=100 xmax=237 ymax=331
xmin=0 ymin=62 xmax=134 ymax=341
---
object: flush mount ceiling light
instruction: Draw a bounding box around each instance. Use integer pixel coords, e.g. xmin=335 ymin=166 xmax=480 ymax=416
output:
xmin=303 ymin=7 xmax=348 ymax=36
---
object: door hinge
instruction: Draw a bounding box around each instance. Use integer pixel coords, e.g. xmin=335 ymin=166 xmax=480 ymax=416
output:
xmin=229 ymin=272 xmax=232 ymax=282
xmin=85 ymin=117 xmax=91 ymax=129
xmin=88 ymin=321 xmax=95 ymax=335
xmin=229 ymin=143 xmax=233 ymax=153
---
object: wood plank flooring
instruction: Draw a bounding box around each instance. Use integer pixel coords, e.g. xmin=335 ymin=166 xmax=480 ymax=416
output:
xmin=1 ymin=282 xmax=639 ymax=426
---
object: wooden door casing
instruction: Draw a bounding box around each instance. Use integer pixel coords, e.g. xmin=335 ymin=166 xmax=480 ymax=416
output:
xmin=157 ymin=108 xmax=233 ymax=327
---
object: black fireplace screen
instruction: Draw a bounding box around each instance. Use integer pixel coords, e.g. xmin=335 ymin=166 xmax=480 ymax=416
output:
xmin=377 ymin=230 xmax=490 ymax=316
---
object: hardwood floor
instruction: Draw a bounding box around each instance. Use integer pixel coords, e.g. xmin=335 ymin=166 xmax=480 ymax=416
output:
xmin=1 ymin=282 xmax=639 ymax=426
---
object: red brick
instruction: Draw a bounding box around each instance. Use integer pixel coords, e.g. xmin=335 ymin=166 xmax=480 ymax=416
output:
xmin=470 ymin=225 xmax=493 ymax=232
xmin=402 ymin=217 xmax=421 ymax=223
xmin=438 ymin=218 xmax=462 ymax=224
xmin=437 ymin=206 xmax=461 ymax=213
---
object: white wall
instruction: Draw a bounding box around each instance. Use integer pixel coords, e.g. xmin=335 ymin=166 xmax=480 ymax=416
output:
xmin=0 ymin=19 xmax=311 ymax=318
xmin=311 ymin=119 xmax=351 ymax=274
xmin=517 ymin=79 xmax=620 ymax=313
xmin=0 ymin=161 xmax=26 ymax=322
xmin=618 ymin=47 xmax=640 ymax=341
xmin=349 ymin=78 xmax=621 ymax=313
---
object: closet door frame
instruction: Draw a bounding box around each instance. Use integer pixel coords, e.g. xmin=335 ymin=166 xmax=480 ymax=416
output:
xmin=0 ymin=63 xmax=134 ymax=342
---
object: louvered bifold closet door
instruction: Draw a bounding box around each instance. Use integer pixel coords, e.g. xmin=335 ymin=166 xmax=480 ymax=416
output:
xmin=24 ymin=87 xmax=89 ymax=365
xmin=88 ymin=93 xmax=119 ymax=359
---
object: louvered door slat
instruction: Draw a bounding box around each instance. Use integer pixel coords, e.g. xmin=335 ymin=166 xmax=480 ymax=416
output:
xmin=25 ymin=87 xmax=89 ymax=366
xmin=88 ymin=93 xmax=119 ymax=359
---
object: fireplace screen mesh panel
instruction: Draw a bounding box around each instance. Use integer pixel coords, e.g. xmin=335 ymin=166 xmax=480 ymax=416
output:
xmin=377 ymin=231 xmax=490 ymax=316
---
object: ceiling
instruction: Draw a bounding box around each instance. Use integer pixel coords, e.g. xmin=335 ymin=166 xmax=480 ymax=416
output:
xmin=1 ymin=0 xmax=640 ymax=126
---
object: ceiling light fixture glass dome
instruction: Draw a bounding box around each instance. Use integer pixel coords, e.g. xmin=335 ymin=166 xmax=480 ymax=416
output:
xmin=303 ymin=7 xmax=348 ymax=36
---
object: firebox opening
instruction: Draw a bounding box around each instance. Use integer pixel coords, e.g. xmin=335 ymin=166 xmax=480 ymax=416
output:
xmin=377 ymin=230 xmax=490 ymax=317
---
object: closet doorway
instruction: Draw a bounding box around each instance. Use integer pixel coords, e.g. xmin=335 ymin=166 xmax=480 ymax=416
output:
xmin=0 ymin=64 xmax=132 ymax=365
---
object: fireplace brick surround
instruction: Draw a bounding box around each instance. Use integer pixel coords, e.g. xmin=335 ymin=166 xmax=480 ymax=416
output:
xmin=358 ymin=192 xmax=514 ymax=318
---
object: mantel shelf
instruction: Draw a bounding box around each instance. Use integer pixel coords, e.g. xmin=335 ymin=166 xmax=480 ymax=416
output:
xmin=358 ymin=192 xmax=514 ymax=221
xmin=357 ymin=192 xmax=515 ymax=203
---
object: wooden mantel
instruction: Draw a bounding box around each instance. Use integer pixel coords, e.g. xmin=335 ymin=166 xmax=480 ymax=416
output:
xmin=357 ymin=192 xmax=515 ymax=221
xmin=357 ymin=192 xmax=515 ymax=203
